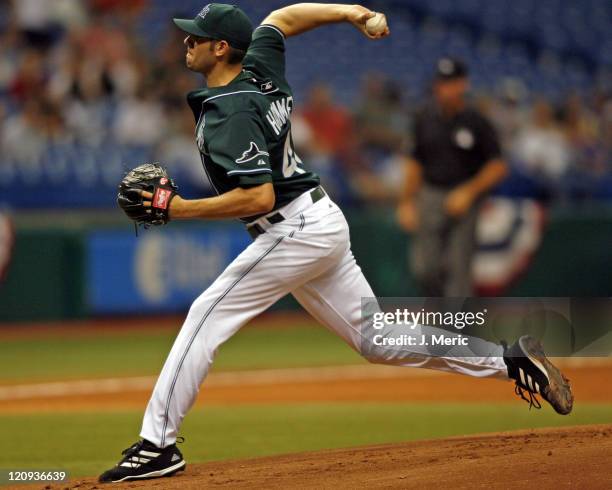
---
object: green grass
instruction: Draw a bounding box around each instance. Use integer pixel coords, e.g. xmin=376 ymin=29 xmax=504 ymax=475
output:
xmin=0 ymin=323 xmax=363 ymax=382
xmin=0 ymin=403 xmax=610 ymax=479
xmin=2 ymin=322 xmax=610 ymax=483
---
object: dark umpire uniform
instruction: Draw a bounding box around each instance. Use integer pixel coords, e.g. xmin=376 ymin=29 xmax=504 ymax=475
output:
xmin=403 ymin=58 xmax=506 ymax=296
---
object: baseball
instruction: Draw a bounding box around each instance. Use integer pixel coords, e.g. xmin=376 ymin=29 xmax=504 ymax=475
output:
xmin=365 ymin=12 xmax=387 ymax=35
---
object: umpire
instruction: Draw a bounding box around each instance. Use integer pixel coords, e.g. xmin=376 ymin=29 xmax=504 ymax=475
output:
xmin=397 ymin=58 xmax=508 ymax=296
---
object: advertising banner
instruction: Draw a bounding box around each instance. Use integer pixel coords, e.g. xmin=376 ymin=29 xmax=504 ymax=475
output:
xmin=87 ymin=226 xmax=250 ymax=313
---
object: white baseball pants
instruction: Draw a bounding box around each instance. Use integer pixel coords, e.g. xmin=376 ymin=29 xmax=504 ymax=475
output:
xmin=140 ymin=190 xmax=508 ymax=448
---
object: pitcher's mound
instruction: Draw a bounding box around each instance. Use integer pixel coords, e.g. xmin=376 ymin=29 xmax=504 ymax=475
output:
xmin=32 ymin=424 xmax=612 ymax=489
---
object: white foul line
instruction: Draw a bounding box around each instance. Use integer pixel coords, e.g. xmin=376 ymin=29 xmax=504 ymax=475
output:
xmin=0 ymin=365 xmax=432 ymax=401
xmin=0 ymin=357 xmax=608 ymax=401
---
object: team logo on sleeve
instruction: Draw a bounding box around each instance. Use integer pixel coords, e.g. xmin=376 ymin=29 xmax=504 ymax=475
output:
xmin=235 ymin=142 xmax=269 ymax=164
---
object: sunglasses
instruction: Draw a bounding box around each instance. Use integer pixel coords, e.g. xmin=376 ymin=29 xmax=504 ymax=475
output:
xmin=185 ymin=35 xmax=215 ymax=49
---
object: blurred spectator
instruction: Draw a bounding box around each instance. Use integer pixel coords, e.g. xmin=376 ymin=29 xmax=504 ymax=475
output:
xmin=11 ymin=0 xmax=87 ymax=46
xmin=74 ymin=9 xmax=139 ymax=97
xmin=48 ymin=36 xmax=115 ymax=101
xmin=561 ymin=94 xmax=600 ymax=168
xmin=294 ymin=83 xmax=357 ymax=199
xmin=90 ymin=0 xmax=146 ymax=18
xmin=351 ymin=74 xmax=410 ymax=203
xmin=299 ymin=82 xmax=354 ymax=162
xmin=354 ymin=74 xmax=408 ymax=155
xmin=0 ymin=102 xmax=5 ymax=156
xmin=51 ymin=0 xmax=89 ymax=30
xmin=9 ymin=49 xmax=46 ymax=103
xmin=2 ymin=96 xmax=69 ymax=167
xmin=113 ymin=82 xmax=165 ymax=147
xmin=12 ymin=0 xmax=61 ymax=48
xmin=599 ymin=101 xmax=612 ymax=174
xmin=512 ymin=100 xmax=571 ymax=181
xmin=482 ymin=78 xmax=529 ymax=152
xmin=0 ymin=24 xmax=19 ymax=93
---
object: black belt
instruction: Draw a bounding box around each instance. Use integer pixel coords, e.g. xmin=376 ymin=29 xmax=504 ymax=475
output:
xmin=247 ymin=187 xmax=326 ymax=239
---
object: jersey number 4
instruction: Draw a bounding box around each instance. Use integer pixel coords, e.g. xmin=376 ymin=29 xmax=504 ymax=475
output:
xmin=282 ymin=131 xmax=306 ymax=178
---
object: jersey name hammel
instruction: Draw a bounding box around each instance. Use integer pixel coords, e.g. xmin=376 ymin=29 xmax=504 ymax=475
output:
xmin=266 ymin=96 xmax=293 ymax=135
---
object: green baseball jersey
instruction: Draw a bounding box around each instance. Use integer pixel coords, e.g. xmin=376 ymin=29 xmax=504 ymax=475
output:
xmin=186 ymin=24 xmax=320 ymax=222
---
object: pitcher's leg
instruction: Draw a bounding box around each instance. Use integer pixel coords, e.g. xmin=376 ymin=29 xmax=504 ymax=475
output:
xmin=294 ymin=248 xmax=508 ymax=380
xmin=293 ymin=248 xmax=373 ymax=352
xmin=140 ymin=206 xmax=346 ymax=448
xmin=140 ymin=236 xmax=292 ymax=447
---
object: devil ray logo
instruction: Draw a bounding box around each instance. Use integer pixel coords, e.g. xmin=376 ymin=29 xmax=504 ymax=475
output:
xmin=198 ymin=4 xmax=211 ymax=19
xmin=235 ymin=142 xmax=269 ymax=164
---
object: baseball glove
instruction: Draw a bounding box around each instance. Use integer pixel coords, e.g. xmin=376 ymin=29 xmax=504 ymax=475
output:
xmin=117 ymin=163 xmax=178 ymax=228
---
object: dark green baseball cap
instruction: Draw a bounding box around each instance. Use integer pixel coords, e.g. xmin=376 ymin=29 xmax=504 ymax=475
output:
xmin=173 ymin=3 xmax=253 ymax=51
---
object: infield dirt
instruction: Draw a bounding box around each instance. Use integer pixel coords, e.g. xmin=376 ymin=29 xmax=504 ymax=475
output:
xmin=9 ymin=424 xmax=612 ymax=489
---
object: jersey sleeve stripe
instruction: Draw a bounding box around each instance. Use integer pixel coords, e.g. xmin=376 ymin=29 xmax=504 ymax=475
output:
xmin=203 ymin=89 xmax=280 ymax=103
xmin=257 ymin=24 xmax=286 ymax=40
xmin=227 ymin=168 xmax=272 ymax=175
xmin=203 ymin=90 xmax=263 ymax=103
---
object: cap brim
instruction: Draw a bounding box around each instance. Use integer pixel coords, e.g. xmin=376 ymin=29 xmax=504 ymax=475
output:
xmin=173 ymin=18 xmax=210 ymax=37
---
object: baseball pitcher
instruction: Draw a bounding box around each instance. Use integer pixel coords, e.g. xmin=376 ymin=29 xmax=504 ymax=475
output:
xmin=102 ymin=3 xmax=573 ymax=483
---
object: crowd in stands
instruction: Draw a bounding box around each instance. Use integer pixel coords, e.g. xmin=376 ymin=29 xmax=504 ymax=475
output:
xmin=0 ymin=0 xmax=610 ymax=207
xmin=292 ymin=76 xmax=611 ymax=204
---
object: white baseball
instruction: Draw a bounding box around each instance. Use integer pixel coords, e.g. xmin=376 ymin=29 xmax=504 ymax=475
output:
xmin=365 ymin=12 xmax=387 ymax=35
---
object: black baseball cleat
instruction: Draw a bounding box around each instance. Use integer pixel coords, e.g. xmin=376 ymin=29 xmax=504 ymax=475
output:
xmin=99 ymin=439 xmax=186 ymax=483
xmin=502 ymin=335 xmax=573 ymax=415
